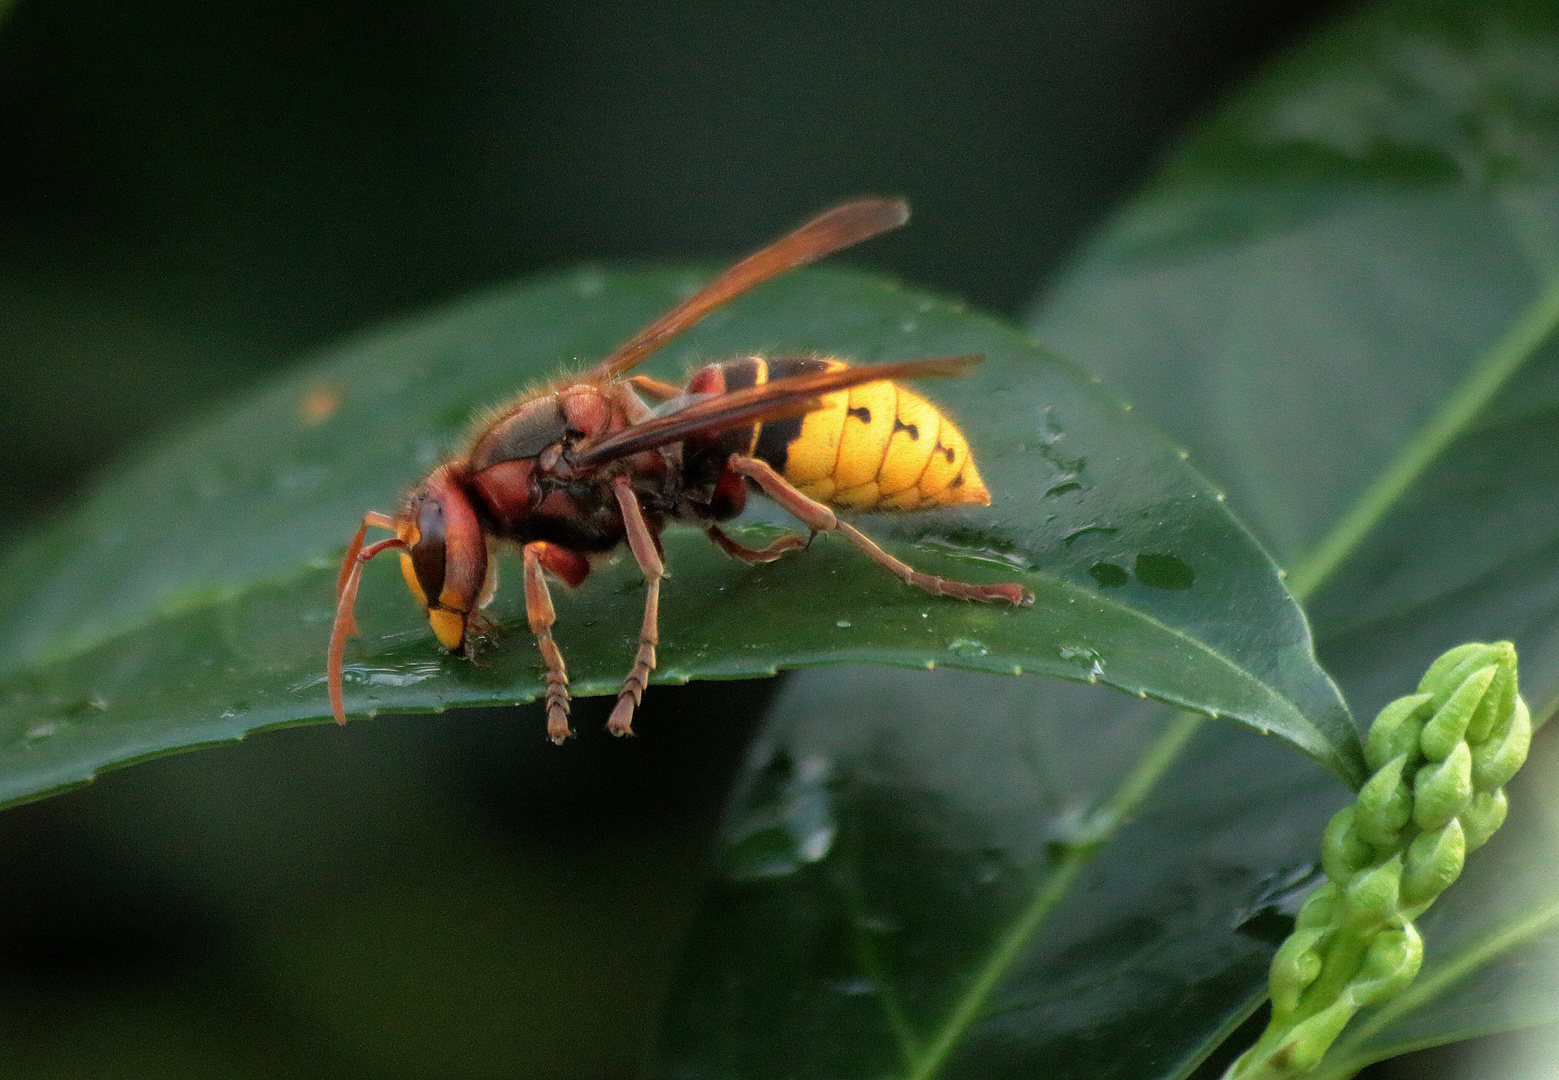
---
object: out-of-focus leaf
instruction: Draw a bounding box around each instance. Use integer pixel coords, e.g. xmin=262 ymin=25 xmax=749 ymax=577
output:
xmin=657 ymin=669 xmax=1348 ymax=1080
xmin=1029 ymin=0 xmax=1559 ymax=1071
xmin=1038 ymin=0 xmax=1559 ymax=715
xmin=0 ymin=265 xmax=1353 ymax=807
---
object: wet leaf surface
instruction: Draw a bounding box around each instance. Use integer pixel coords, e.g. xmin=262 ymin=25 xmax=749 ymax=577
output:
xmin=0 ymin=266 xmax=1350 ymax=806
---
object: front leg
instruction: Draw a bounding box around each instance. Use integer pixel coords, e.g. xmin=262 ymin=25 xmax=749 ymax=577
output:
xmin=523 ymin=542 xmax=573 ymax=744
xmin=608 ymin=475 xmax=665 ymax=736
xmin=329 ymin=512 xmax=404 ymax=726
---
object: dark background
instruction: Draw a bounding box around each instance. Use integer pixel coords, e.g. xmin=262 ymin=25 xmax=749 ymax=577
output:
xmin=5 ymin=2 xmax=1484 ymax=1078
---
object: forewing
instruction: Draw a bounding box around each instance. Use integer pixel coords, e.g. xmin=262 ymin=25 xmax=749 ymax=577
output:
xmin=587 ymin=199 xmax=910 ymax=379
xmin=573 ymin=355 xmax=980 ymax=466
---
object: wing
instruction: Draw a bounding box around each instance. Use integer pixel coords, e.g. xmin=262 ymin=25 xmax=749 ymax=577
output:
xmin=585 ymin=199 xmax=910 ymax=380
xmin=571 ymin=355 xmax=981 ymax=467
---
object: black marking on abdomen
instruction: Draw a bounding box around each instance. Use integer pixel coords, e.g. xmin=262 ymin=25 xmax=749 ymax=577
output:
xmin=715 ymin=358 xmax=763 ymax=455
xmin=893 ymin=417 xmax=919 ymax=440
xmin=754 ymin=359 xmax=833 ymax=473
xmin=768 ymin=356 xmax=833 ymax=379
xmin=754 ymin=414 xmax=803 ymax=472
xmin=936 ymin=441 xmax=955 ymax=463
xmin=847 ymin=406 xmax=872 ymax=423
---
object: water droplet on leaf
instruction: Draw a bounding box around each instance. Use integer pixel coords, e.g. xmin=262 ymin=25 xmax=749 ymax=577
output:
xmin=1135 ymin=553 xmax=1195 ymax=590
xmin=721 ymin=751 xmax=838 ymax=881
xmin=948 ymin=638 xmax=989 ymax=657
xmin=1088 ymin=562 xmax=1128 ymax=588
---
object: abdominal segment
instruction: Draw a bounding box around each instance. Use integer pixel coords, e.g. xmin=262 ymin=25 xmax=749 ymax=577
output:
xmin=734 ymin=356 xmax=991 ymax=512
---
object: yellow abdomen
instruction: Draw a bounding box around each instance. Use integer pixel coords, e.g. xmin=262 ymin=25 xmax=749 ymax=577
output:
xmin=743 ymin=357 xmax=992 ymax=513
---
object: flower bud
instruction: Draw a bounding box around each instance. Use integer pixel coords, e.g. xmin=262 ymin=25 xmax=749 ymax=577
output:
xmin=1295 ymin=883 xmax=1342 ymax=931
xmin=1467 ymin=642 xmax=1517 ymax=745
xmin=1354 ymin=754 xmax=1412 ymax=848
xmin=1460 ymin=789 xmax=1508 ymax=852
xmin=1420 ymin=665 xmax=1494 ymax=762
xmin=1278 ymin=1000 xmax=1357 ymax=1073
xmin=1342 ymin=857 xmax=1402 ymax=930
xmin=1366 ymin=693 xmax=1431 ymax=773
xmin=1472 ymin=696 xmax=1530 ymax=792
xmin=1227 ymin=643 xmax=1528 ymax=1080
xmin=1322 ymin=809 xmax=1373 ymax=886
xmin=1402 ymin=819 xmax=1465 ymax=908
xmin=1351 ymin=924 xmax=1423 ymax=1006
xmin=1418 ymin=643 xmax=1497 ymax=704
xmin=1269 ymin=930 xmax=1325 ymax=1017
xmin=1414 ymin=742 xmax=1473 ymax=830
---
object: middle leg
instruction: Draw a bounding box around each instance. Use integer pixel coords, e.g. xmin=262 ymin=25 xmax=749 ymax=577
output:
xmin=706 ymin=523 xmax=809 ymax=563
xmin=523 ymin=542 xmax=574 ymax=744
xmin=608 ymin=476 xmax=665 ymax=736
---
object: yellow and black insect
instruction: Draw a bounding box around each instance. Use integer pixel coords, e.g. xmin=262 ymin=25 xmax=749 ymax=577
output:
xmin=330 ymin=199 xmax=1031 ymax=743
xmin=641 ymin=356 xmax=990 ymax=514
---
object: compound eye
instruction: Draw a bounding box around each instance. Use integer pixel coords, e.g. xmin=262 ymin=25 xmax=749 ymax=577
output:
xmin=408 ymin=497 xmax=447 ymax=607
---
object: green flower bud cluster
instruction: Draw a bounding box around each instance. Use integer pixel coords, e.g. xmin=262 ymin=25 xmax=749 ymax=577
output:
xmin=1225 ymin=642 xmax=1530 ymax=1080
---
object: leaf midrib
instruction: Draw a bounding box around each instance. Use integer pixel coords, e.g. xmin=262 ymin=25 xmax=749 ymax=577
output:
xmin=1286 ymin=269 xmax=1559 ymax=600
xmin=900 ymin=709 xmax=1206 ymax=1080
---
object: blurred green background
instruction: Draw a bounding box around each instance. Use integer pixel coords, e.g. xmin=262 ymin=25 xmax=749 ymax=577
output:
xmin=0 ymin=1 xmax=1367 ymax=1076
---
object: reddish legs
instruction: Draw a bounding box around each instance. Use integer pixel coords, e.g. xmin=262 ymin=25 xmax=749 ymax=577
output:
xmin=627 ymin=374 xmax=682 ymax=403
xmin=523 ymin=542 xmax=574 ymax=744
xmin=706 ymin=523 xmax=808 ymax=564
xmin=329 ymin=511 xmax=404 ymax=725
xmin=727 ymin=456 xmax=1034 ymax=606
xmin=333 ymin=511 xmax=398 ymax=636
xmin=608 ymin=476 xmax=665 ymax=736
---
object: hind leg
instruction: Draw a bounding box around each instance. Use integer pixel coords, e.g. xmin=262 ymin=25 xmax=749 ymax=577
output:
xmin=727 ymin=455 xmax=1033 ymax=606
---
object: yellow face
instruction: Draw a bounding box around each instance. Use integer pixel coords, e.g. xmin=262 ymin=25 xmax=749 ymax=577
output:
xmin=393 ymin=495 xmax=471 ymax=653
xmin=397 ymin=548 xmax=424 ymax=605
xmin=394 ymin=551 xmax=466 ymax=651
xmin=426 ymin=608 xmax=467 ymax=651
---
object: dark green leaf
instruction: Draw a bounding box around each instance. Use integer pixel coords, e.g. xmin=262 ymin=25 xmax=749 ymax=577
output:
xmin=657 ymin=669 xmax=1349 ymax=1080
xmin=0 ymin=266 xmax=1352 ymax=807
xmin=1030 ymin=0 xmax=1559 ymax=1069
